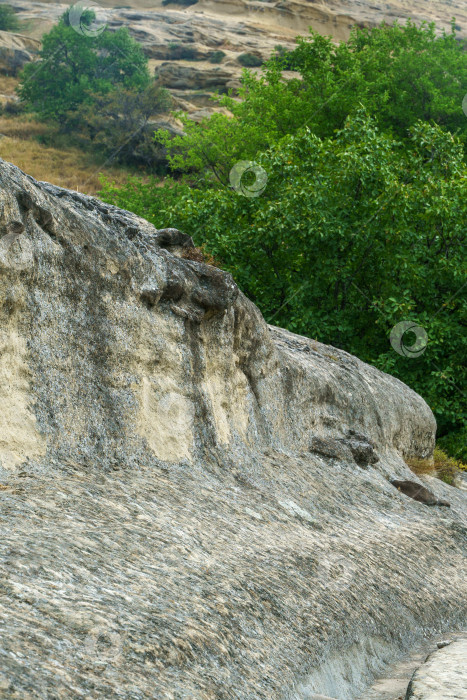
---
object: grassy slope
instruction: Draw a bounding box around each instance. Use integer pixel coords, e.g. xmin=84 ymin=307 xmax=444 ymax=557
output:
xmin=0 ymin=77 xmax=136 ymax=195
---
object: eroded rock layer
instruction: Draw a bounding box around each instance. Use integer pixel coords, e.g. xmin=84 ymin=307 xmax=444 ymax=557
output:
xmin=0 ymin=159 xmax=466 ymax=699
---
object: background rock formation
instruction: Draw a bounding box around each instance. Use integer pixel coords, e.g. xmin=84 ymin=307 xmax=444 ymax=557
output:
xmin=0 ymin=159 xmax=466 ymax=699
xmin=5 ymin=0 xmax=467 ymax=118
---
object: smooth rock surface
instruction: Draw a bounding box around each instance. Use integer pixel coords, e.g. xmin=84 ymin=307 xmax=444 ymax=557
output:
xmin=0 ymin=159 xmax=466 ymax=699
xmin=405 ymin=638 xmax=467 ymax=699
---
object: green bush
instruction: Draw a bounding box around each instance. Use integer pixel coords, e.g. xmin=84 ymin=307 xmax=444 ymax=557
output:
xmin=237 ymin=53 xmax=263 ymax=68
xmin=76 ymin=83 xmax=171 ymax=170
xmin=0 ymin=4 xmax=20 ymax=31
xmin=272 ymin=44 xmax=296 ymax=69
xmin=157 ymin=21 xmax=467 ymax=183
xmin=209 ymin=50 xmax=226 ymax=64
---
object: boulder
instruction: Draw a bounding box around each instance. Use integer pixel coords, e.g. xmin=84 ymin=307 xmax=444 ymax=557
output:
xmin=156 ymin=61 xmax=233 ymax=90
xmin=0 ymin=159 xmax=465 ymax=699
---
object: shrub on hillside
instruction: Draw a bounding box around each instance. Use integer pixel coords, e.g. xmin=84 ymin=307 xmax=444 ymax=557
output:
xmin=209 ymin=50 xmax=226 ymax=64
xmin=237 ymin=53 xmax=263 ymax=67
xmin=76 ymin=83 xmax=171 ymax=170
xmin=0 ymin=4 xmax=20 ymax=31
xmin=167 ymin=43 xmax=199 ymax=60
xmin=162 ymin=0 xmax=198 ymax=6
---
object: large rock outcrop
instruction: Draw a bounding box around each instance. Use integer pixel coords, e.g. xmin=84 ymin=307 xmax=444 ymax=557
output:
xmin=0 ymin=159 xmax=466 ymax=699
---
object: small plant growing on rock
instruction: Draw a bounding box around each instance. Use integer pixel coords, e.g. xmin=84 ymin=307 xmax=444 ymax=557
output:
xmin=182 ymin=246 xmax=220 ymax=267
xmin=406 ymin=448 xmax=467 ymax=486
xmin=433 ymin=447 xmax=467 ymax=485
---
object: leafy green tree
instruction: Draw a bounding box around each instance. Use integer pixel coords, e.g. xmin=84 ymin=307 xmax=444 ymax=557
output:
xmin=18 ymin=9 xmax=150 ymax=124
xmin=0 ymin=3 xmax=20 ymax=31
xmin=101 ymin=114 xmax=467 ymax=458
xmin=157 ymin=20 xmax=467 ymax=180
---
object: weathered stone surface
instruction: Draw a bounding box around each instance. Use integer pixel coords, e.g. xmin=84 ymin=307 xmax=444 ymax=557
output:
xmin=0 ymin=159 xmax=466 ymax=699
xmin=156 ymin=61 xmax=233 ymax=91
xmin=405 ymin=638 xmax=467 ymax=699
xmin=0 ymin=30 xmax=39 ymax=76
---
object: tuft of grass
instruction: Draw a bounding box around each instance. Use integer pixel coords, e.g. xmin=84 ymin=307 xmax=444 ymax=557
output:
xmin=406 ymin=447 xmax=467 ymax=486
xmin=0 ymin=75 xmax=20 ymax=96
xmin=433 ymin=447 xmax=466 ymax=485
xmin=405 ymin=455 xmax=436 ymax=477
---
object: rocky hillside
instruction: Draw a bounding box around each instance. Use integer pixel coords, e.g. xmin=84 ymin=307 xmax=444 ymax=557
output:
xmin=3 ymin=0 xmax=466 ymax=119
xmin=0 ymin=159 xmax=465 ymax=699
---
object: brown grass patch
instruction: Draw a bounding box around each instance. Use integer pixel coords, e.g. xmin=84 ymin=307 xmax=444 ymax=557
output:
xmin=0 ymin=115 xmax=141 ymax=195
xmin=182 ymin=246 xmax=221 ymax=268
xmin=405 ymin=455 xmax=436 ymax=477
xmin=0 ymin=75 xmax=20 ymax=96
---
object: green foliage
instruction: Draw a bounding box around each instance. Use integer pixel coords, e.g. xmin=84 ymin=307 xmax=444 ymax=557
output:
xmin=273 ymin=45 xmax=296 ymax=69
xmin=159 ymin=21 xmax=467 ymax=180
xmin=17 ymin=9 xmax=150 ymax=124
xmin=101 ymin=114 xmax=467 ymax=457
xmin=0 ymin=3 xmax=20 ymax=31
xmin=237 ymin=53 xmax=263 ymax=68
xmin=209 ymin=50 xmax=226 ymax=64
xmin=432 ymin=447 xmax=467 ymax=484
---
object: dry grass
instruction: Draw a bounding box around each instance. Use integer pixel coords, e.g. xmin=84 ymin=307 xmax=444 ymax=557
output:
xmin=406 ymin=447 xmax=467 ymax=486
xmin=181 ymin=246 xmax=221 ymax=268
xmin=0 ymin=75 xmax=20 ymax=96
xmin=0 ymin=114 xmax=140 ymax=196
xmin=405 ymin=455 xmax=436 ymax=477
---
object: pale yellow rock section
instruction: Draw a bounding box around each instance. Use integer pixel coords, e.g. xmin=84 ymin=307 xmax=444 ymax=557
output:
xmin=0 ymin=328 xmax=46 ymax=469
xmin=139 ymin=375 xmax=195 ymax=462
xmin=124 ymin=308 xmax=196 ymax=463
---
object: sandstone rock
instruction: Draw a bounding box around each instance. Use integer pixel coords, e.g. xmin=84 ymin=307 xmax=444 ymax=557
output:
xmin=404 ymin=638 xmax=467 ymax=699
xmin=0 ymin=159 xmax=466 ymax=699
xmin=0 ymin=30 xmax=39 ymax=76
xmin=156 ymin=61 xmax=233 ymax=90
